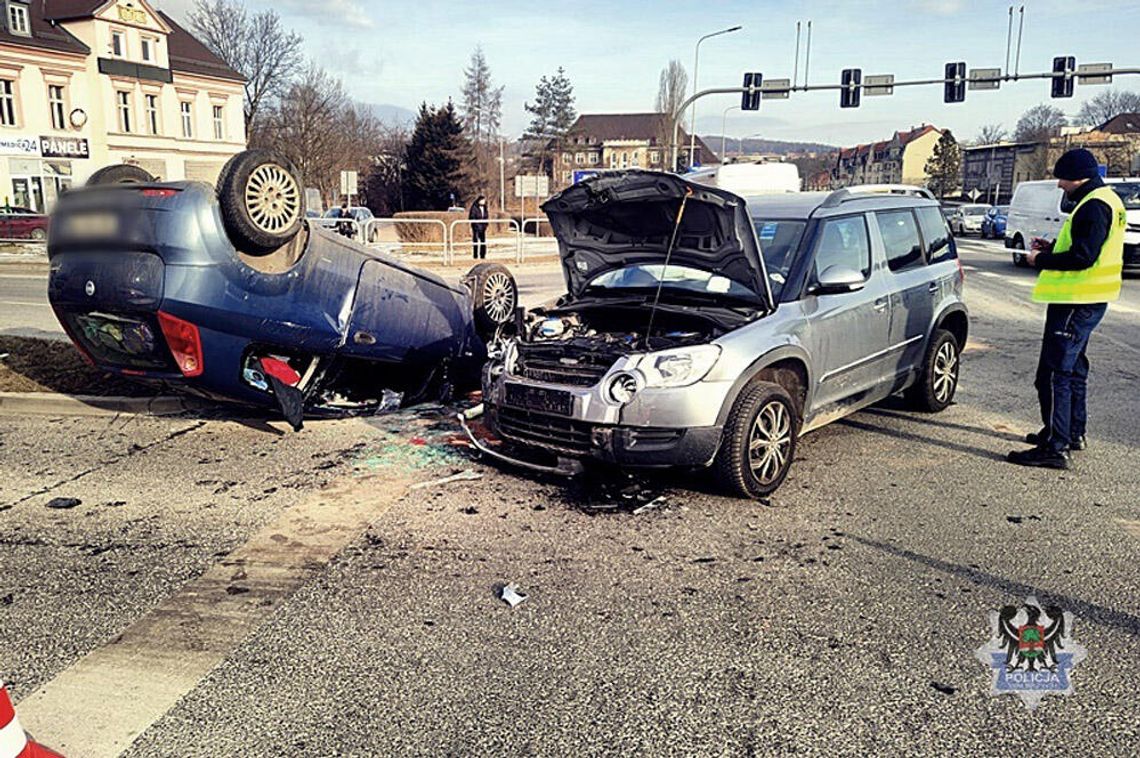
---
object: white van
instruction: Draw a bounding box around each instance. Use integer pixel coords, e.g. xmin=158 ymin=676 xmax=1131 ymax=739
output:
xmin=1005 ymin=180 xmax=1073 ymax=267
xmin=1105 ymin=178 xmax=1140 ymax=274
xmin=686 ymin=162 xmax=801 ymax=195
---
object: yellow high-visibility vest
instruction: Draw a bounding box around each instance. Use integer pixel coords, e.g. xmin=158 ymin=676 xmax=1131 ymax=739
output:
xmin=1032 ymin=185 xmax=1125 ymax=304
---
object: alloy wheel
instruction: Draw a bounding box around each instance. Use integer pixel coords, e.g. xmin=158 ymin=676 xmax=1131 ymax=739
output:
xmin=933 ymin=340 xmax=959 ymax=404
xmin=748 ymin=400 xmax=792 ymax=486
xmin=244 ymin=163 xmax=301 ymax=234
xmin=482 ymin=271 xmax=516 ymax=324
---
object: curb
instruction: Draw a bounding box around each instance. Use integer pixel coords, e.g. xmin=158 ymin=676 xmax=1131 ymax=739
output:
xmin=0 ymin=391 xmax=211 ymax=417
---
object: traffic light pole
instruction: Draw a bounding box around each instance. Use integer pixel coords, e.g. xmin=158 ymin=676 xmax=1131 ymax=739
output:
xmin=670 ymin=66 xmax=1140 ymax=171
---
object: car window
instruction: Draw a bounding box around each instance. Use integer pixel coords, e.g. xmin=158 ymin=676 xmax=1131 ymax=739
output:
xmin=751 ymin=219 xmax=806 ymax=300
xmin=1110 ymin=182 xmax=1140 ymax=210
xmin=916 ymin=206 xmax=954 ymax=264
xmin=876 ymin=209 xmax=924 ymax=272
xmin=812 ymin=215 xmax=871 ymax=280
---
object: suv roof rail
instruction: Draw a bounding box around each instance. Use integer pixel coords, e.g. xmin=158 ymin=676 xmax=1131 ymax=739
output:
xmin=820 ymin=184 xmax=936 ymax=208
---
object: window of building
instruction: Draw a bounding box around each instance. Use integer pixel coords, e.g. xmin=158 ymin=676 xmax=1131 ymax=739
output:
xmin=574 ymin=152 xmax=583 ymax=165
xmin=8 ymin=2 xmax=29 ymax=36
xmin=48 ymin=84 xmax=66 ymax=130
xmin=116 ymin=91 xmax=132 ymax=132
xmin=649 ymin=151 xmax=660 ymax=165
xmin=631 ymin=153 xmax=639 ymax=167
xmin=588 ymin=152 xmax=598 ymax=165
xmin=0 ymin=79 xmax=15 ymax=126
xmin=111 ymin=29 xmax=126 ymax=57
xmin=875 ymin=209 xmax=925 ymax=272
xmin=212 ymin=105 xmax=224 ymax=140
xmin=140 ymin=36 xmax=156 ymax=63
xmin=145 ymin=93 xmax=159 ymax=135
xmin=562 ymin=153 xmax=570 ymax=165
xmin=180 ymin=101 xmax=193 ymax=138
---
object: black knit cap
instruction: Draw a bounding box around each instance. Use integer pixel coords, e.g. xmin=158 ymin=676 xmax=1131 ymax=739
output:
xmin=1052 ymin=148 xmax=1100 ymax=180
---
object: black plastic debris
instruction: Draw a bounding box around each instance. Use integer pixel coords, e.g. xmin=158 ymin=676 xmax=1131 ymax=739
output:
xmin=45 ymin=497 xmax=82 ymax=510
xmin=562 ymin=470 xmax=668 ymax=514
xmin=931 ymin=681 xmax=957 ymax=695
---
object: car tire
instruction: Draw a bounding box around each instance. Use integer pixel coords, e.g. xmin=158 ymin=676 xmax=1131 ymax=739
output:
xmin=464 ymin=262 xmax=518 ymax=335
xmin=1011 ymin=236 xmax=1027 ymax=267
xmin=30 ymin=228 xmax=46 ymax=241
xmin=713 ymin=381 xmax=798 ymax=500
xmin=86 ymin=164 xmax=155 ymax=186
xmin=216 ymin=149 xmax=303 ymax=256
xmin=904 ymin=328 xmax=960 ymax=412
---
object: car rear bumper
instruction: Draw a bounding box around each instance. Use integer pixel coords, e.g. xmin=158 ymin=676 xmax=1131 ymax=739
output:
xmin=482 ymin=403 xmax=722 ymax=468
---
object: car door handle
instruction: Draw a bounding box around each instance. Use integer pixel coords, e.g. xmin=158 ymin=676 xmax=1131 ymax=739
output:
xmin=928 ymin=282 xmax=939 ymax=293
xmin=873 ymin=298 xmax=888 ymax=312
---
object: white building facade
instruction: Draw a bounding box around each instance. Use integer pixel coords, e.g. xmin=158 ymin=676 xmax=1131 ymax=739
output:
xmin=0 ymin=0 xmax=245 ymax=212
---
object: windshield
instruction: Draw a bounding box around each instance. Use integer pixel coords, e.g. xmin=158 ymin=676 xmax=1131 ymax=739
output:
xmin=586 ymin=264 xmax=757 ymax=301
xmin=1110 ymin=182 xmax=1140 ymax=210
xmin=751 ymin=219 xmax=806 ymax=300
xmin=964 ymin=206 xmax=988 ymax=216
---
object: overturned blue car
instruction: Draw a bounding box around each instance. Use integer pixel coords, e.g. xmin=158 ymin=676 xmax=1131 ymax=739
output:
xmin=47 ymin=150 xmax=518 ymax=426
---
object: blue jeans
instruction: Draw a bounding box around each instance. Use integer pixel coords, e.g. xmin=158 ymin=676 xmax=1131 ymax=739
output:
xmin=1034 ymin=303 xmax=1107 ymax=452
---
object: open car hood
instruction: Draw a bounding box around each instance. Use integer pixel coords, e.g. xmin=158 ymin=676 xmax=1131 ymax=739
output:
xmin=542 ymin=170 xmax=772 ymax=308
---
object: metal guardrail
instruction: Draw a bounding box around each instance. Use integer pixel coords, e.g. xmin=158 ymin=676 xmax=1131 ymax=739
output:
xmin=448 ymin=218 xmax=522 ymax=265
xmin=361 ymin=218 xmax=450 ymax=262
xmin=520 ymin=216 xmax=557 ymax=258
xmin=0 ymin=212 xmax=50 ymax=245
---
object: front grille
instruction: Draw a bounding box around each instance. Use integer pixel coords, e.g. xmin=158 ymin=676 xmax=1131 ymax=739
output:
xmin=514 ymin=354 xmax=612 ymax=387
xmin=495 ymin=406 xmax=595 ymax=454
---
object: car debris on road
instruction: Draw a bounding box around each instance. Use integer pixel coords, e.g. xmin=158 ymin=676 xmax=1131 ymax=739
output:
xmin=499 ymin=583 xmax=528 ymax=608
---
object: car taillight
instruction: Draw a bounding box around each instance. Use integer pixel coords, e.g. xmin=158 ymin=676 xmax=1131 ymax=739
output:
xmin=140 ymin=188 xmax=178 ymax=198
xmin=157 ymin=310 xmax=204 ymax=377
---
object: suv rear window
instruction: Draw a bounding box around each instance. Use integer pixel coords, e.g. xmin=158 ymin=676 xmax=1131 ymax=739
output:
xmin=916 ymin=206 xmax=954 ymax=264
xmin=876 ymin=210 xmax=924 ymax=272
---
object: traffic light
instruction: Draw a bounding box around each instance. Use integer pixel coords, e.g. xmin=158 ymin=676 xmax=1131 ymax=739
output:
xmin=1052 ymin=56 xmax=1076 ymax=98
xmin=840 ymin=68 xmax=861 ymax=108
xmin=742 ymin=72 xmax=762 ymax=111
xmin=944 ymin=62 xmax=966 ymax=103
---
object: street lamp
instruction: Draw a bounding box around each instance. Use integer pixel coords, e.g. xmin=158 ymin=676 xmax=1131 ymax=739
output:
xmin=689 ymin=25 xmax=742 ymax=167
xmin=720 ymin=105 xmax=740 ymax=161
xmin=737 ymin=132 xmax=765 ymax=161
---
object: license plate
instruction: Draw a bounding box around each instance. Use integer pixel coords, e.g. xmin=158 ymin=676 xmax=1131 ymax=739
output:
xmin=64 ymin=212 xmax=118 ymax=238
xmin=504 ymin=383 xmax=573 ymax=416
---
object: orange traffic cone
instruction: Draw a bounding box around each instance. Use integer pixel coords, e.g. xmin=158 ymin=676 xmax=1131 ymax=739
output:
xmin=0 ymin=683 xmax=64 ymax=758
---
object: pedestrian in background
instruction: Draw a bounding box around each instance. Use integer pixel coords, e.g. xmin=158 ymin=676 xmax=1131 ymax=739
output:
xmin=1007 ymin=148 xmax=1126 ymax=469
xmin=469 ymin=194 xmax=489 ymax=260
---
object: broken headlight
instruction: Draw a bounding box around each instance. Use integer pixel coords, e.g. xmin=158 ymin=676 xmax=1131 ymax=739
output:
xmin=636 ymin=345 xmax=721 ymax=388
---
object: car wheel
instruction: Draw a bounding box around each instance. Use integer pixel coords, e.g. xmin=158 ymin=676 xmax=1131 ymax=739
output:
xmin=30 ymin=228 xmax=46 ymax=241
xmin=216 ymin=149 xmax=303 ymax=256
xmin=464 ymin=262 xmax=518 ymax=335
xmin=714 ymin=381 xmax=798 ymax=499
xmin=905 ymin=328 xmax=960 ymax=412
xmin=1011 ymin=236 xmax=1027 ymax=267
xmin=86 ymin=164 xmax=155 ymax=186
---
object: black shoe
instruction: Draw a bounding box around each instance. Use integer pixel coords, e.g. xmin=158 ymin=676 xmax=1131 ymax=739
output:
xmin=1007 ymin=446 xmax=1070 ymax=469
xmin=1025 ymin=430 xmax=1087 ymax=451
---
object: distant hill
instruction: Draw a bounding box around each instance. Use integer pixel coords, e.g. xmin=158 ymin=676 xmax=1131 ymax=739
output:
xmin=703 ymin=135 xmax=837 ymax=157
xmin=364 ymin=103 xmax=417 ymax=128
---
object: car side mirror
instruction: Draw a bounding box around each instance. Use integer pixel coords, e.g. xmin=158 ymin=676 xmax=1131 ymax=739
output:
xmin=813 ymin=265 xmax=866 ymax=295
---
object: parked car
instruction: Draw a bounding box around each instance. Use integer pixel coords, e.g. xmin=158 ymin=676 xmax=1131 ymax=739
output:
xmin=464 ymin=172 xmax=968 ymax=499
xmin=1105 ymin=178 xmax=1140 ymax=275
xmin=980 ymin=205 xmax=1009 ymax=239
xmin=47 ymin=151 xmax=518 ymax=423
xmin=0 ymin=205 xmax=49 ymax=241
xmin=323 ymin=206 xmax=378 ymax=242
xmin=1005 ymin=180 xmax=1074 ymax=267
xmin=948 ymin=204 xmax=991 ymax=236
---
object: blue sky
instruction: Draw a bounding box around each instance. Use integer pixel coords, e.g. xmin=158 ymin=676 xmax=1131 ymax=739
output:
xmin=154 ymin=0 xmax=1140 ymax=147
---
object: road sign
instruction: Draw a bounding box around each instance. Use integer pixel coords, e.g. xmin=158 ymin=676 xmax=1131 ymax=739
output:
xmin=741 ymin=72 xmax=762 ymax=111
xmin=572 ymin=170 xmax=599 ymax=184
xmin=1052 ymin=56 xmax=1076 ymax=98
xmin=761 ymin=78 xmax=791 ymax=100
xmin=339 ymin=170 xmax=358 ymax=198
xmin=944 ymin=62 xmax=966 ymax=103
xmin=864 ymin=74 xmax=894 ymax=96
xmin=840 ymin=68 xmax=862 ymax=108
xmin=514 ymin=174 xmax=549 ymax=198
xmin=967 ymin=188 xmax=981 ymax=201
xmin=1077 ymin=62 xmax=1112 ymax=85
xmin=969 ymin=67 xmax=1001 ymax=90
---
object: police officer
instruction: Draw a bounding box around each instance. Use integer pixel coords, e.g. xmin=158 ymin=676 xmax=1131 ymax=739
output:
xmin=1007 ymin=148 xmax=1126 ymax=469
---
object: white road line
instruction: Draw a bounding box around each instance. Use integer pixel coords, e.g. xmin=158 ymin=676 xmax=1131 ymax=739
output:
xmin=0 ymin=300 xmax=49 ymax=307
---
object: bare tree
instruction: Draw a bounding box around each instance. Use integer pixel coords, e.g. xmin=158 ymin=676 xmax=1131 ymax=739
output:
xmin=1076 ymin=89 xmax=1140 ymax=128
xmin=975 ymin=123 xmax=1007 ymax=145
xmin=1014 ymin=104 xmax=1066 ymax=143
xmin=188 ymin=0 xmax=304 ymax=138
xmin=460 ymin=46 xmax=504 ymax=145
xmin=655 ymin=59 xmax=688 ymax=126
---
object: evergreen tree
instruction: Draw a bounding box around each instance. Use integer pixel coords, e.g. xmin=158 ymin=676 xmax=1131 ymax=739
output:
xmin=402 ymin=102 xmax=473 ymax=210
xmin=548 ymin=66 xmax=577 ymax=134
xmin=461 ymin=46 xmax=504 ymax=145
xmin=924 ymin=130 xmax=962 ymax=200
xmin=523 ymin=67 xmax=576 ymax=177
xmin=523 ymin=74 xmax=554 ymax=140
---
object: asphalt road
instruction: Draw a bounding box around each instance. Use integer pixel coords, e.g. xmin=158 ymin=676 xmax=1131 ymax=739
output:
xmin=1 ymin=237 xmax=1138 ymax=755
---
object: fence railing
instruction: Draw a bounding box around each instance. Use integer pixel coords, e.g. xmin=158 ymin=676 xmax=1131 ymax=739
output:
xmin=359 ymin=218 xmax=449 ymax=262
xmin=448 ymin=218 xmax=521 ymax=265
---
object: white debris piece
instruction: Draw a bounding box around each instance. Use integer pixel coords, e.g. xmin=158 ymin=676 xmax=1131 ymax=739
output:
xmin=499 ymin=582 xmax=528 ymax=608
xmin=410 ymin=470 xmax=484 ymax=490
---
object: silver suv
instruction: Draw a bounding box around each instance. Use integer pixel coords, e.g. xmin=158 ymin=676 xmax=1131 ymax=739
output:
xmin=465 ymin=171 xmax=968 ymax=498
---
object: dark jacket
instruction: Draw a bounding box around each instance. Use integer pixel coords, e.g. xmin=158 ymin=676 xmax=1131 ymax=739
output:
xmin=468 ymin=201 xmax=489 ymax=230
xmin=1034 ymin=176 xmax=1112 ymax=272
